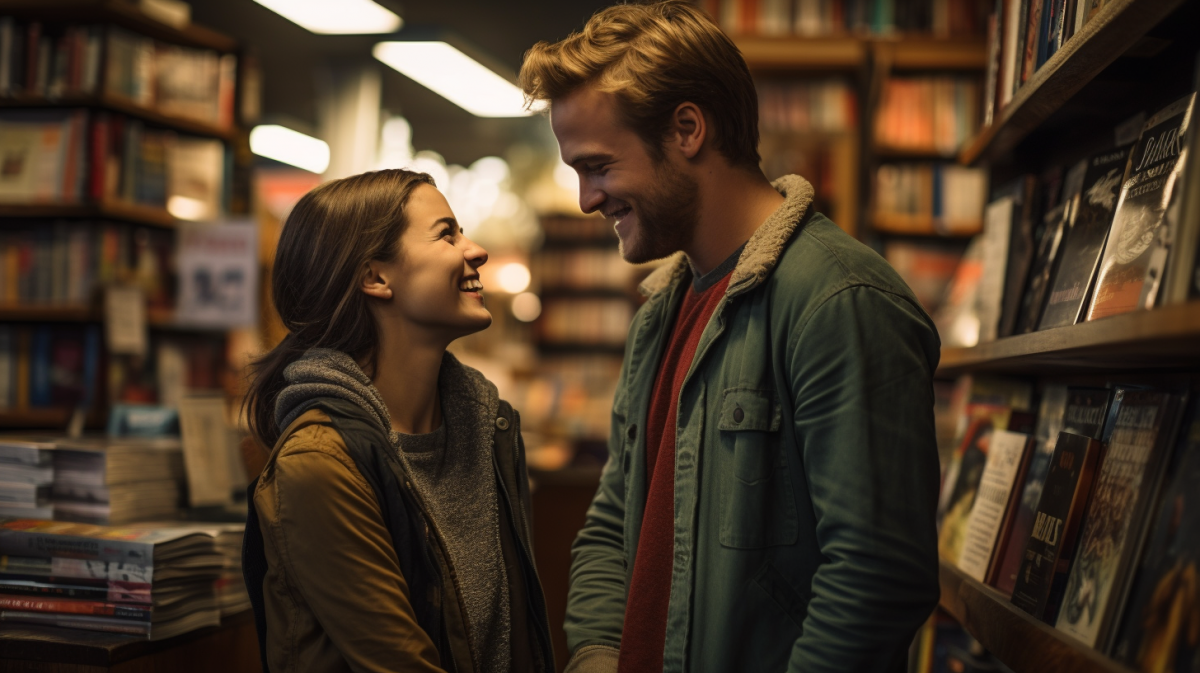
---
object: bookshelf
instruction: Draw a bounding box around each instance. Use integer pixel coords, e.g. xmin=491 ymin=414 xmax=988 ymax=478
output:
xmin=0 ymin=0 xmax=236 ymax=52
xmin=0 ymin=201 xmax=177 ymax=228
xmin=0 ymin=92 xmax=238 ymax=141
xmin=939 ymin=562 xmax=1136 ymax=673
xmin=737 ymin=36 xmax=866 ymax=71
xmin=958 ymin=0 xmax=1187 ymax=166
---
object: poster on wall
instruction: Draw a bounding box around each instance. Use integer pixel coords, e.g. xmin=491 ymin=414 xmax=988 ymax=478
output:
xmin=175 ymin=219 xmax=258 ymax=328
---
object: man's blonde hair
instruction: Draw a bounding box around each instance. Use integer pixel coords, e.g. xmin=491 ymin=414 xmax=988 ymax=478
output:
xmin=519 ymin=1 xmax=760 ymax=168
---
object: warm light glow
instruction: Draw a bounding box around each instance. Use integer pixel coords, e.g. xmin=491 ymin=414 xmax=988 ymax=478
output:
xmin=167 ymin=195 xmax=211 ymax=221
xmin=250 ymin=125 xmax=330 ymax=174
xmin=511 ymin=292 xmax=542 ymax=322
xmin=253 ymin=0 xmax=402 ymax=34
xmin=497 ymin=263 xmax=531 ymax=294
xmin=373 ymin=42 xmax=545 ymax=118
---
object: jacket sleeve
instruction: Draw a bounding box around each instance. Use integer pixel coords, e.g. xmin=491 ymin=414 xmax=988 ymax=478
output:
xmin=262 ymin=443 xmax=445 ymax=673
xmin=785 ymin=285 xmax=942 ymax=672
xmin=563 ymin=356 xmax=631 ymax=661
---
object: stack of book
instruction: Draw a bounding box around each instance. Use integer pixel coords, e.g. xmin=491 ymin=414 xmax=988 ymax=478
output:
xmin=937 ymin=377 xmax=1200 ymax=665
xmin=0 ymin=19 xmax=236 ymax=130
xmin=940 ymin=92 xmax=1198 ymax=345
xmin=48 ymin=437 xmax=185 ymax=525
xmin=0 ymin=519 xmax=223 ymax=639
xmin=0 ymin=439 xmax=54 ymax=520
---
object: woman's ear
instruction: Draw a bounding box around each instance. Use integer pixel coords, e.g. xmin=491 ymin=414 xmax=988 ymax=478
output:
xmin=360 ymin=261 xmax=393 ymax=300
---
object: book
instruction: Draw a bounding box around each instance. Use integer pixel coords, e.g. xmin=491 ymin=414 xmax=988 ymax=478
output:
xmin=939 ymin=417 xmax=997 ymax=564
xmin=1010 ymin=431 xmax=1103 ymax=622
xmin=0 ymin=519 xmax=212 ymax=566
xmin=958 ymin=429 xmax=1035 ymax=581
xmin=1056 ymin=389 xmax=1186 ymax=650
xmin=0 ymin=554 xmax=152 ymax=585
xmin=0 ymin=577 xmax=150 ymax=604
xmin=979 ymin=194 xmax=1015 ymax=342
xmin=0 ymin=609 xmax=149 ymax=635
xmin=998 ymin=175 xmax=1040 ymax=338
xmin=1015 ymin=159 xmax=1087 ymax=333
xmin=1087 ymin=93 xmax=1196 ymax=321
xmin=0 ymin=594 xmax=150 ymax=621
xmin=1164 ymin=51 xmax=1200 ymax=304
xmin=1039 ymin=144 xmax=1132 ymax=329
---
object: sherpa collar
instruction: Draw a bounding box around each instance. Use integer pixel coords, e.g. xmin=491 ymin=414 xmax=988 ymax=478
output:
xmin=637 ymin=174 xmax=815 ymax=298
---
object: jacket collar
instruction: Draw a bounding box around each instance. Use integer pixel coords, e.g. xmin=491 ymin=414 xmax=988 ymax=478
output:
xmin=637 ymin=174 xmax=814 ymax=298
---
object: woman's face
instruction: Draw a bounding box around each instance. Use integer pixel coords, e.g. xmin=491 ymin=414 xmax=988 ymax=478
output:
xmin=373 ymin=184 xmax=492 ymax=340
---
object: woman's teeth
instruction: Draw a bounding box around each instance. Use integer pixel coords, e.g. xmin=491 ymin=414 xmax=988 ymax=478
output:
xmin=460 ymin=280 xmax=483 ymax=292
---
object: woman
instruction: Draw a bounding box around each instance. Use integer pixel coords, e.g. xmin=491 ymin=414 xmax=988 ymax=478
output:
xmin=242 ymin=169 xmax=553 ymax=673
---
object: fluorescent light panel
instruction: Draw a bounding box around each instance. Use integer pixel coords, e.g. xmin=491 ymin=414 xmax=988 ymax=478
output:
xmin=373 ymin=42 xmax=542 ymax=118
xmin=253 ymin=0 xmax=401 ymax=34
xmin=250 ymin=125 xmax=330 ymax=174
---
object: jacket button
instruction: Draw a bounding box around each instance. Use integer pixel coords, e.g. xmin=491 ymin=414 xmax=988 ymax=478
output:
xmin=627 ymin=424 xmax=637 ymax=441
xmin=495 ymin=416 xmax=510 ymax=431
xmin=733 ymin=407 xmax=745 ymax=423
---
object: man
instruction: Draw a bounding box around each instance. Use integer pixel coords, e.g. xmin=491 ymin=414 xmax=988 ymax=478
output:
xmin=520 ymin=3 xmax=941 ymax=671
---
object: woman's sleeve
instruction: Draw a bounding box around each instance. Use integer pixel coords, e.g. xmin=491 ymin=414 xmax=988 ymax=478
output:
xmin=263 ymin=441 xmax=445 ymax=673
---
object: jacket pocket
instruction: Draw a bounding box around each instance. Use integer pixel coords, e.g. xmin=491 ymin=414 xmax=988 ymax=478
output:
xmin=717 ymin=388 xmax=798 ymax=549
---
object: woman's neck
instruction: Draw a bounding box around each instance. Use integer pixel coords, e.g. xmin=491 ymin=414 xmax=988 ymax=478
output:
xmin=371 ymin=328 xmax=446 ymax=435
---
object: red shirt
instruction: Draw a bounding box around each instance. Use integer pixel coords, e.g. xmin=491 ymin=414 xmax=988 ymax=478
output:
xmin=617 ymin=272 xmax=731 ymax=673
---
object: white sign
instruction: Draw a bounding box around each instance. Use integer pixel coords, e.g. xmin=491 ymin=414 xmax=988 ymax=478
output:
xmin=176 ymin=220 xmax=258 ymax=328
xmin=105 ymin=286 xmax=148 ymax=356
xmin=178 ymin=394 xmax=235 ymax=507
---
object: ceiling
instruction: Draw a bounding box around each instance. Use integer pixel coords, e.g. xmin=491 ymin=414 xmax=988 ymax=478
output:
xmin=187 ymin=0 xmax=612 ymax=165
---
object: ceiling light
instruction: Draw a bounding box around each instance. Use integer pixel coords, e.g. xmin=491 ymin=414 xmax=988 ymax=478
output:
xmin=373 ymin=41 xmax=544 ymax=118
xmin=253 ymin=0 xmax=402 ymax=34
xmin=250 ymin=125 xmax=330 ymax=174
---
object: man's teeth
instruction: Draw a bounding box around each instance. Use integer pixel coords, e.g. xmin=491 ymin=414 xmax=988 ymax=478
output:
xmin=460 ymin=280 xmax=483 ymax=291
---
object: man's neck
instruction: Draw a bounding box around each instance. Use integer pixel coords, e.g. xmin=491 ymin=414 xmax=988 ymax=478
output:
xmin=684 ymin=168 xmax=784 ymax=276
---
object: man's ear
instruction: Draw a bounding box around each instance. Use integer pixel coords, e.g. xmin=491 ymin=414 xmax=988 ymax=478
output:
xmin=360 ymin=261 xmax=393 ymax=300
xmin=669 ymin=102 xmax=707 ymax=160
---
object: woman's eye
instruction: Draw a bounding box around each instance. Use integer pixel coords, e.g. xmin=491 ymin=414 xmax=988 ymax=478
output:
xmin=440 ymin=228 xmax=454 ymax=240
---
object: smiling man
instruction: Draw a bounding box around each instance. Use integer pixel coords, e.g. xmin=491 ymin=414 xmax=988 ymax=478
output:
xmin=520 ymin=3 xmax=942 ymax=672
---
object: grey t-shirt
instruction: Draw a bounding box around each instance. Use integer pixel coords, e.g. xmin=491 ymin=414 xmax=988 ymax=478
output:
xmin=399 ymin=423 xmax=511 ymax=673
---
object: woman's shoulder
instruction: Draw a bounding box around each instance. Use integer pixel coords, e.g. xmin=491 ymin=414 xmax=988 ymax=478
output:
xmin=259 ymin=409 xmax=363 ymax=486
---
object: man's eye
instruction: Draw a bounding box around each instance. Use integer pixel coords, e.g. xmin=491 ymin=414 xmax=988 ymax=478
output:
xmin=586 ymin=163 xmax=606 ymax=174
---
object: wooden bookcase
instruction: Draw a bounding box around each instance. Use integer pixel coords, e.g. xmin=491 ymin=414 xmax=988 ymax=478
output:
xmin=0 ymin=1 xmax=247 ymax=429
xmin=935 ymin=1 xmax=1200 ymax=671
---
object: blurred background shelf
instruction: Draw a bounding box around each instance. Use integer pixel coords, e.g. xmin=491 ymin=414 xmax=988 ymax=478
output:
xmin=0 ymin=93 xmax=238 ymax=141
xmin=0 ymin=201 xmax=177 ymax=227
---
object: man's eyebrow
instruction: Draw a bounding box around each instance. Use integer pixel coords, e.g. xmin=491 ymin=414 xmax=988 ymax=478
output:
xmin=567 ymin=153 xmax=613 ymax=168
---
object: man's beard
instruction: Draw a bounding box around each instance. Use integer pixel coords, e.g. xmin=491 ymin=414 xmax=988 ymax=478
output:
xmin=617 ymin=160 xmax=700 ymax=264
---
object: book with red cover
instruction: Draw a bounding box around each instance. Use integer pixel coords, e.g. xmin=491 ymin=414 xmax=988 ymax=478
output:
xmin=0 ymin=593 xmax=150 ymax=621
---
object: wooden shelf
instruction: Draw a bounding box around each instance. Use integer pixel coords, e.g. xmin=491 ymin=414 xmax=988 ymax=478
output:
xmin=0 ymin=407 xmax=104 ymax=429
xmin=0 ymin=0 xmax=237 ymax=52
xmin=0 ymin=200 xmax=176 ymax=227
xmin=736 ymin=36 xmax=867 ymax=71
xmin=873 ymin=144 xmax=960 ymax=161
xmin=939 ymin=561 xmax=1134 ymax=673
xmin=958 ymin=0 xmax=1187 ymax=166
xmin=938 ymin=301 xmax=1200 ymax=376
xmin=874 ymin=37 xmax=988 ymax=70
xmin=0 ymin=93 xmax=237 ymax=141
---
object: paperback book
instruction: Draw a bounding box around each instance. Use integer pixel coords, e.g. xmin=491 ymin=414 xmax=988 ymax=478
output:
xmin=957 ymin=429 xmax=1035 ymax=581
xmin=1055 ymin=389 xmax=1185 ymax=649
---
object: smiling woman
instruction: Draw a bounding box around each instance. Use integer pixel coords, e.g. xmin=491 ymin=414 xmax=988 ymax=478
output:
xmin=241 ymin=168 xmax=555 ymax=673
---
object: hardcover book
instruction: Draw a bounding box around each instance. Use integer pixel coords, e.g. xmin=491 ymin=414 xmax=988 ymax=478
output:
xmin=1110 ymin=398 xmax=1200 ymax=669
xmin=1016 ymin=160 xmax=1087 ymax=333
xmin=1087 ymin=93 xmax=1196 ymax=321
xmin=1055 ymin=390 xmax=1185 ymax=649
xmin=1039 ymin=145 xmax=1132 ymax=330
xmin=958 ymin=429 xmax=1035 ymax=582
xmin=1010 ymin=432 xmax=1102 ymax=622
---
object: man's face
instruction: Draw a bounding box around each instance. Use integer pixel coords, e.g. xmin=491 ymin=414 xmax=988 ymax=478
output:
xmin=550 ymin=85 xmax=699 ymax=264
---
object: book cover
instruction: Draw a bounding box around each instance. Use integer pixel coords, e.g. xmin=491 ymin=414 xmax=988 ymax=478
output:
xmin=979 ymin=195 xmax=1015 ymax=342
xmin=1110 ymin=398 xmax=1200 ymax=669
xmin=1056 ymin=390 xmax=1185 ymax=649
xmin=0 ymin=554 xmax=151 ymax=586
xmin=999 ymin=175 xmax=1039 ymax=338
xmin=1039 ymin=145 xmax=1131 ymax=329
xmin=0 ymin=577 xmax=150 ymax=604
xmin=1010 ymin=431 xmax=1102 ymax=621
xmin=939 ymin=417 xmax=996 ymax=564
xmin=958 ymin=429 xmax=1035 ymax=581
xmin=1017 ymin=159 xmax=1088 ymax=333
xmin=0 ymin=593 xmax=150 ymax=621
xmin=0 ymin=519 xmax=207 ymax=566
xmin=1087 ymin=93 xmax=1196 ymax=321
xmin=0 ymin=609 xmax=149 ymax=635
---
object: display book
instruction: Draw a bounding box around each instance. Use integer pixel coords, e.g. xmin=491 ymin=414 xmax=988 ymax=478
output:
xmin=0 ymin=518 xmax=233 ymax=639
xmin=937 ymin=380 xmax=1197 ymax=667
xmin=944 ymin=83 xmax=1200 ymax=347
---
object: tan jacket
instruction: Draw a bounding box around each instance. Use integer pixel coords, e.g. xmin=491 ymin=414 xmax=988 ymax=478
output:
xmin=255 ymin=409 xmax=444 ymax=672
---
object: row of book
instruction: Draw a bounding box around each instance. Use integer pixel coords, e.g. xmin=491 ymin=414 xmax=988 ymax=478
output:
xmin=0 ymin=436 xmax=183 ymax=524
xmin=702 ymin=0 xmax=987 ymax=37
xmin=535 ymin=298 xmax=635 ymax=348
xmin=758 ymin=79 xmax=857 ymax=135
xmin=0 ymin=19 xmax=237 ymax=129
xmin=533 ymin=248 xmax=643 ymax=292
xmin=937 ymin=376 xmax=1200 ymax=667
xmin=872 ymin=163 xmax=988 ymax=234
xmin=0 ymin=518 xmax=247 ymax=639
xmin=874 ymin=77 xmax=981 ymax=156
xmin=0 ymin=222 xmax=174 ymax=310
xmin=935 ymin=91 xmax=1199 ymax=346
xmin=0 ymin=109 xmax=228 ymax=220
xmin=981 ymin=0 xmax=1107 ymax=127
xmin=0 ymin=325 xmax=227 ymax=414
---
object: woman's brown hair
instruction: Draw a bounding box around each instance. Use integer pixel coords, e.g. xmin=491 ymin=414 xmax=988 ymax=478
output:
xmin=519 ymin=0 xmax=760 ymax=169
xmin=244 ymin=169 xmax=434 ymax=448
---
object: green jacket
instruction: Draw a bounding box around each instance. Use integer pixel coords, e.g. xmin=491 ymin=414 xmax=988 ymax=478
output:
xmin=565 ymin=175 xmax=942 ymax=673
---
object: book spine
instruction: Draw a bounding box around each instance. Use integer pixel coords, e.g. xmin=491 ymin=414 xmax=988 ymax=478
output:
xmin=0 ymin=594 xmax=151 ymax=621
xmin=0 ymin=531 xmax=155 ymax=565
xmin=0 ymin=610 xmax=150 ymax=635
